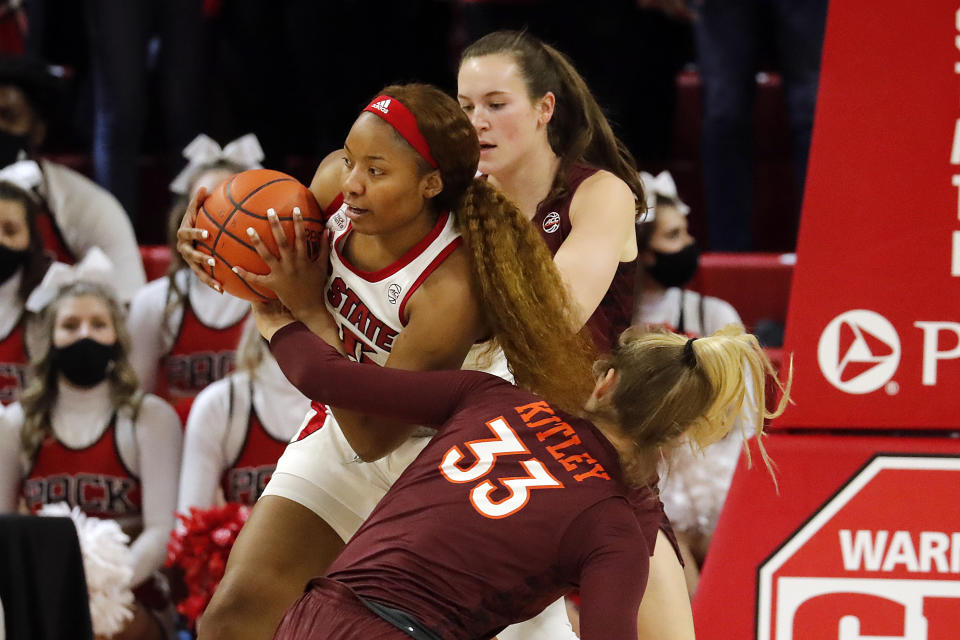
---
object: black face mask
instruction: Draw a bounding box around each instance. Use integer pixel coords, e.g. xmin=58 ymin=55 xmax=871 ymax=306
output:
xmin=0 ymin=243 xmax=28 ymax=284
xmin=52 ymin=338 xmax=120 ymax=388
xmin=647 ymin=241 xmax=700 ymax=289
xmin=0 ymin=129 xmax=29 ymax=167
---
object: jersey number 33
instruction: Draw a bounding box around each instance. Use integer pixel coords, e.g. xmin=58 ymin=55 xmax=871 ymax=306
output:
xmin=439 ymin=417 xmax=564 ymax=519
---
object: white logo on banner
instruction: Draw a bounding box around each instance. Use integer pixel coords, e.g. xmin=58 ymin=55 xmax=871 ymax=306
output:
xmin=818 ymin=310 xmax=901 ymax=394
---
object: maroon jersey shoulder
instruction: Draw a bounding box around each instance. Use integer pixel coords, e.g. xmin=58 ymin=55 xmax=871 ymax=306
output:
xmin=533 ymin=164 xmax=637 ymax=353
xmin=532 ymin=164 xmax=598 ymax=253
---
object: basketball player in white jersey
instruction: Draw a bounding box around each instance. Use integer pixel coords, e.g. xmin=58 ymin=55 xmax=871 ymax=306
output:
xmin=178 ymin=84 xmax=596 ymax=639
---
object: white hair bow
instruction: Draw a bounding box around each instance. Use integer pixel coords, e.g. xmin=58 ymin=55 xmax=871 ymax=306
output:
xmin=639 ymin=170 xmax=690 ymax=222
xmin=25 ymin=247 xmax=119 ymax=312
xmin=169 ymin=133 xmax=264 ymax=195
xmin=0 ymin=160 xmax=43 ymax=199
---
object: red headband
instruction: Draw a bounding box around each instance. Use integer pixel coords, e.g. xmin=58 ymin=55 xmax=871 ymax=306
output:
xmin=362 ymin=95 xmax=437 ymax=169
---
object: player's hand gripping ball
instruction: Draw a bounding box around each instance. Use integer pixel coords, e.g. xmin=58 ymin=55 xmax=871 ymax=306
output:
xmin=193 ymin=169 xmax=324 ymax=301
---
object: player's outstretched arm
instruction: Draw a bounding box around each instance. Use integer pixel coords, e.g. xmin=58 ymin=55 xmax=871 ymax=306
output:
xmin=567 ymin=500 xmax=649 ymax=640
xmin=268 ymin=322 xmax=494 ymax=437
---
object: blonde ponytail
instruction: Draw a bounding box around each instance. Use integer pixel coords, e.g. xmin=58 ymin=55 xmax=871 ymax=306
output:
xmin=602 ymin=325 xmax=792 ymax=484
xmin=684 ymin=326 xmax=791 ymax=471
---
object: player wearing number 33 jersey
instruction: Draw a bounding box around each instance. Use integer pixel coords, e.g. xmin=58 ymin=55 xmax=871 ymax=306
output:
xmin=269 ymin=323 xmax=660 ymax=640
xmin=264 ymin=320 xmax=786 ymax=639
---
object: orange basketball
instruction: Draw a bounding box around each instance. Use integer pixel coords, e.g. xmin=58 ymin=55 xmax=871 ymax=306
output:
xmin=193 ymin=169 xmax=325 ymax=301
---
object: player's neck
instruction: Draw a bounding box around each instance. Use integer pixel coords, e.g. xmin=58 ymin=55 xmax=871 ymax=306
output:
xmin=347 ymin=211 xmax=440 ymax=272
xmin=592 ymin=417 xmax=658 ymax=487
xmin=593 ymin=417 xmax=631 ymax=456
xmin=488 ymin=145 xmax=561 ymax=220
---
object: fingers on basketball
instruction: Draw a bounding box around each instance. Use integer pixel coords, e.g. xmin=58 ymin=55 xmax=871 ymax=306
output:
xmin=193 ymin=169 xmax=324 ymax=302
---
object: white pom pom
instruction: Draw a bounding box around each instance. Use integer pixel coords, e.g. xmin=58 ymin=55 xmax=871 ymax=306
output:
xmin=38 ymin=504 xmax=135 ymax=637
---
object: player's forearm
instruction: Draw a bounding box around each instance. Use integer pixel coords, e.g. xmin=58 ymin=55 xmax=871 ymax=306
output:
xmin=270 ymin=324 xmax=476 ymax=432
xmin=326 ymin=406 xmax=419 ymax=462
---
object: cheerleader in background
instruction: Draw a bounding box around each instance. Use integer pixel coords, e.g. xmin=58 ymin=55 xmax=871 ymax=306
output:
xmin=177 ymin=317 xmax=310 ymax=513
xmin=127 ymin=135 xmax=262 ymax=406
xmin=0 ymin=169 xmax=53 ymax=404
xmin=0 ymin=53 xmax=145 ymax=299
xmin=634 ymin=170 xmax=742 ymax=336
xmin=634 ymin=170 xmax=748 ymax=595
xmin=0 ymin=252 xmax=182 ymax=639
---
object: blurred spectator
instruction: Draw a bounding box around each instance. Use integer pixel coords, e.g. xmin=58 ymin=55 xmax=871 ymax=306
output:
xmin=205 ymin=0 xmax=454 ymax=166
xmin=690 ymin=0 xmax=828 ymax=250
xmin=634 ymin=170 xmax=741 ymax=334
xmin=126 ymin=134 xmax=257 ymax=404
xmin=0 ymin=0 xmax=26 ymax=55
xmin=0 ymin=179 xmax=52 ymax=404
xmin=0 ymin=54 xmax=146 ymax=300
xmin=84 ymin=0 xmax=204 ymax=225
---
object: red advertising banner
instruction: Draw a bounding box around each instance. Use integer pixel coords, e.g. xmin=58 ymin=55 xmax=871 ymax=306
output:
xmin=692 ymin=433 xmax=960 ymax=640
xmin=777 ymin=0 xmax=960 ymax=429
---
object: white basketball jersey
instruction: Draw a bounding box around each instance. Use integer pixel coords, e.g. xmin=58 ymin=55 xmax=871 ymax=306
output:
xmin=324 ymin=201 xmax=513 ymax=381
xmin=325 ymin=202 xmax=459 ymax=366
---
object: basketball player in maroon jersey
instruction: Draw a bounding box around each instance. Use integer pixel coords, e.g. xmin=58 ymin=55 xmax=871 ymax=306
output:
xmin=248 ymin=297 xmax=786 ymax=640
xmin=457 ymin=31 xmax=691 ymax=636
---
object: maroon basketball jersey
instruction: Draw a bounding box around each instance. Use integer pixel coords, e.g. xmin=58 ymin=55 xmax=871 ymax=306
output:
xmin=533 ymin=164 xmax=637 ymax=353
xmin=270 ymin=324 xmax=658 ymax=639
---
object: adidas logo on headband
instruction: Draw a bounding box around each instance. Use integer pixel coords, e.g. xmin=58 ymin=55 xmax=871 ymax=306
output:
xmin=370 ymin=99 xmax=391 ymax=114
xmin=362 ymin=94 xmax=437 ymax=168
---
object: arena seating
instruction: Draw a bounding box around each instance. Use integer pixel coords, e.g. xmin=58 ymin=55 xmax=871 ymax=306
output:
xmin=139 ymin=244 xmax=795 ymax=334
xmin=669 ymin=70 xmax=800 ymax=254
xmin=688 ymin=252 xmax=794 ymax=332
xmin=140 ymin=245 xmax=174 ymax=282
